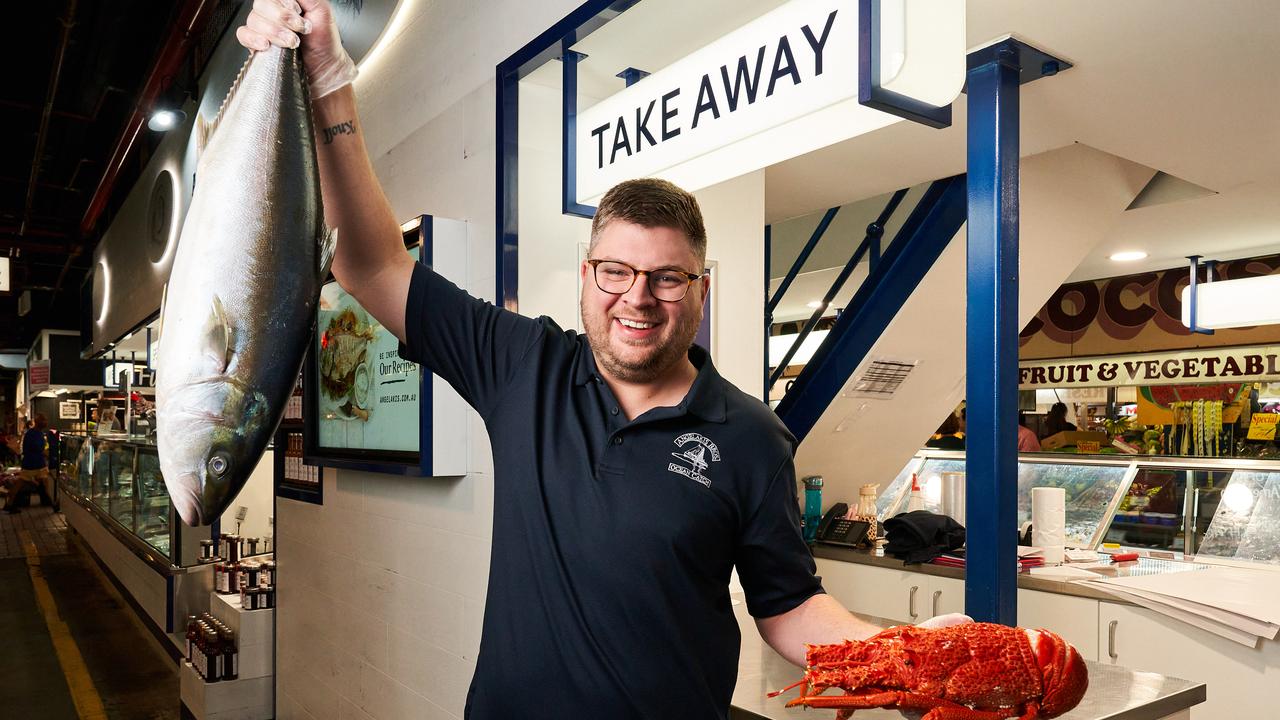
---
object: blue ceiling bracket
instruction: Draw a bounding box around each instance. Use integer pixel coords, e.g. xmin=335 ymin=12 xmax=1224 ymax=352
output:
xmin=561 ymin=50 xmax=598 ymax=219
xmin=964 ymin=37 xmax=1070 ymax=627
xmin=1184 ymin=255 xmax=1217 ymax=335
xmin=616 ymin=67 xmax=650 ymax=86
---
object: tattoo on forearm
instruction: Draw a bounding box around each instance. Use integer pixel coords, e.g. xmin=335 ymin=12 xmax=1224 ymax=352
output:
xmin=321 ymin=120 xmax=357 ymax=144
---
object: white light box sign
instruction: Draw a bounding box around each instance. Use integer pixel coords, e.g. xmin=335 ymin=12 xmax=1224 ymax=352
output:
xmin=575 ymin=0 xmax=965 ymax=202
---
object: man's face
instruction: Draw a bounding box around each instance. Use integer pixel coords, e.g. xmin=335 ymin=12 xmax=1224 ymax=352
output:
xmin=580 ymin=221 xmax=708 ymax=384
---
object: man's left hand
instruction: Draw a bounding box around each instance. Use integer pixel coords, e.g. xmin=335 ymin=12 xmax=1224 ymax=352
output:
xmin=916 ymin=612 xmax=973 ymax=630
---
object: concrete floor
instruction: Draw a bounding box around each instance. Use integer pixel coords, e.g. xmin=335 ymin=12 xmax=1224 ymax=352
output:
xmin=0 ymin=503 xmax=179 ymax=720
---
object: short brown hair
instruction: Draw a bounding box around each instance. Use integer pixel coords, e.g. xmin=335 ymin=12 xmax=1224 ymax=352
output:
xmin=589 ymin=179 xmax=707 ymax=264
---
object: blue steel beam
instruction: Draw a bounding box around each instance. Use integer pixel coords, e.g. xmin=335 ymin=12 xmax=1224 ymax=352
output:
xmin=767 ymin=207 xmax=840 ymax=316
xmin=775 ymin=176 xmax=967 ymax=441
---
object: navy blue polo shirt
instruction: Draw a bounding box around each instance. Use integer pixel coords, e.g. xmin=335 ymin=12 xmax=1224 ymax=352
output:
xmin=400 ymin=264 xmax=823 ymax=720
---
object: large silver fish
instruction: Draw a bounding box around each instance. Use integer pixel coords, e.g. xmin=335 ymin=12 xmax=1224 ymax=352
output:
xmin=157 ymin=46 xmax=332 ymax=526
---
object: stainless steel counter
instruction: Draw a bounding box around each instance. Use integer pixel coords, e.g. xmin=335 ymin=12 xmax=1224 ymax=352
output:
xmin=809 ymin=544 xmax=1204 ymax=604
xmin=729 ymin=597 xmax=1205 ymax=720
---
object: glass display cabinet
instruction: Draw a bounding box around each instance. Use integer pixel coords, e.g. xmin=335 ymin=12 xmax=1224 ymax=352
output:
xmin=56 ymin=436 xmax=206 ymax=567
xmin=881 ymin=450 xmax=1280 ymax=567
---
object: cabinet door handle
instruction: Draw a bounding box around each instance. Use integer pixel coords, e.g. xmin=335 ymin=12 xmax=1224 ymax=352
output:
xmin=909 ymin=586 xmax=919 ymax=620
xmin=932 ymin=590 xmax=942 ymax=617
xmin=1108 ymin=620 xmax=1119 ymax=660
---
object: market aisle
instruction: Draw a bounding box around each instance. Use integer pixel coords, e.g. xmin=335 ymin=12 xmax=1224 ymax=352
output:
xmin=0 ymin=505 xmax=179 ymax=720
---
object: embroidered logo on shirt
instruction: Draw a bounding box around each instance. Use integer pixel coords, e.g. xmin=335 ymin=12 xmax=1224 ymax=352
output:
xmin=667 ymin=432 xmax=721 ymax=488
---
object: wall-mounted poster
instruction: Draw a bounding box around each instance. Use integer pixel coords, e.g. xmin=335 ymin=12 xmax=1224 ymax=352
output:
xmin=59 ymin=401 xmax=81 ymax=420
xmin=313 ymin=245 xmax=421 ymax=455
xmin=305 ymin=218 xmax=426 ymax=473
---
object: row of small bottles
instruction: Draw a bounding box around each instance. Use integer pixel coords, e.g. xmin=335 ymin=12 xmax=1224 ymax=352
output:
xmin=214 ymin=557 xmax=277 ymax=610
xmin=283 ymin=433 xmax=319 ymax=484
xmin=199 ymin=533 xmax=270 ymax=564
xmin=186 ymin=613 xmax=238 ymax=683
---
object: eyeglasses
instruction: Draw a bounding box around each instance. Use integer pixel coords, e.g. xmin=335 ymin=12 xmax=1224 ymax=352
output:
xmin=586 ymin=259 xmax=705 ymax=302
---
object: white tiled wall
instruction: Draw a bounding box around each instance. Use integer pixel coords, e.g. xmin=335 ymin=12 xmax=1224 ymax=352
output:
xmin=275 ymin=1 xmax=582 ymax=718
xmin=275 ymin=1 xmax=773 ymax=716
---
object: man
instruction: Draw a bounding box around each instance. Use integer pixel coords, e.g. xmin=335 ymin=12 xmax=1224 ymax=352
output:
xmin=1017 ymin=412 xmax=1042 ymax=453
xmin=11 ymin=414 xmax=54 ymax=514
xmin=238 ymin=3 xmax=965 ymax=717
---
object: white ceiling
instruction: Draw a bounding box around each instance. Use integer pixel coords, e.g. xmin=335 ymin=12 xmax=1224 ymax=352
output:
xmin=764 ymin=0 xmax=1280 ymax=280
xmin=535 ymin=0 xmax=1280 ymax=286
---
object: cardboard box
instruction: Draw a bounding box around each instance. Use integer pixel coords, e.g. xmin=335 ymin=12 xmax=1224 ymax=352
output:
xmin=1041 ymin=431 xmax=1109 ymax=451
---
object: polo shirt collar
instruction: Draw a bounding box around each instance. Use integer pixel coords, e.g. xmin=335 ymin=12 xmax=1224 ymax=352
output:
xmin=573 ymin=338 xmax=727 ymax=423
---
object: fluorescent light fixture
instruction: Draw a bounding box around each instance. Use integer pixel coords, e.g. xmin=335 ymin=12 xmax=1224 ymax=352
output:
xmin=1109 ymin=251 xmax=1148 ymax=262
xmin=1181 ymin=275 xmax=1280 ymax=330
xmin=147 ymin=108 xmax=187 ymax=132
xmin=768 ymin=329 xmax=830 ymax=368
xmin=806 ymin=300 xmax=826 ymax=309
xmin=95 ymin=260 xmax=110 ymax=325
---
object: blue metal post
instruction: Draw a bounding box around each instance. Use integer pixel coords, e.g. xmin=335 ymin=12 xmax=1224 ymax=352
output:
xmin=965 ymin=42 xmax=1022 ymax=626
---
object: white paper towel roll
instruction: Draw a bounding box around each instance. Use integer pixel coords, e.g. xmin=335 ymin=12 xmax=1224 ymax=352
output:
xmin=1032 ymin=487 xmax=1066 ymax=565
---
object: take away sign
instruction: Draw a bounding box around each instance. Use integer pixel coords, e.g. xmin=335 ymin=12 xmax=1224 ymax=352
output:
xmin=574 ymin=0 xmax=966 ymax=203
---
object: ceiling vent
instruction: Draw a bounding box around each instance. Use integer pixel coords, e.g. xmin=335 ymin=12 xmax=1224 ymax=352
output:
xmin=843 ymin=358 xmax=917 ymax=399
xmin=1125 ymin=171 xmax=1216 ymax=211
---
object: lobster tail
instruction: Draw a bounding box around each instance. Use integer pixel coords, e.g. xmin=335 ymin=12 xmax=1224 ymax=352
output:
xmin=1029 ymin=628 xmax=1089 ymax=717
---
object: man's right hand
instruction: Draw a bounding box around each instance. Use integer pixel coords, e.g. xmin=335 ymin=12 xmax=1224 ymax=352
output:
xmin=235 ymin=0 xmax=357 ymax=99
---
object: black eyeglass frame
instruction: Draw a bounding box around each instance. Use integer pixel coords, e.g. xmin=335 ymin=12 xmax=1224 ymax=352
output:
xmin=585 ymin=258 xmax=707 ymax=302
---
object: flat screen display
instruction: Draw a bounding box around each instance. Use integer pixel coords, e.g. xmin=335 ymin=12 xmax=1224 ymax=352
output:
xmin=309 ymin=242 xmax=421 ymax=462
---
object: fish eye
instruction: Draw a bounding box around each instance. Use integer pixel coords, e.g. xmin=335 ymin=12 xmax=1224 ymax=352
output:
xmin=207 ymin=452 xmax=231 ymax=477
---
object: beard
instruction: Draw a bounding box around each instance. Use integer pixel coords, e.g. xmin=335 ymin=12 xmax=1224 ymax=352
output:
xmin=581 ymin=299 xmax=702 ymax=384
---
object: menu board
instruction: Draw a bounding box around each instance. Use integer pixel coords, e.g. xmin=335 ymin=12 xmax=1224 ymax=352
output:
xmin=312 ymin=246 xmax=421 ymax=456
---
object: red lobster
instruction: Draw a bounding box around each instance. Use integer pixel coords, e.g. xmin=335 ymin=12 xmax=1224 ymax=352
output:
xmin=769 ymin=623 xmax=1088 ymax=719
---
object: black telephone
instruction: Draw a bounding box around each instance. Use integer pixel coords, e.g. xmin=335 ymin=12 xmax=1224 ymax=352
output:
xmin=815 ymin=503 xmax=871 ymax=547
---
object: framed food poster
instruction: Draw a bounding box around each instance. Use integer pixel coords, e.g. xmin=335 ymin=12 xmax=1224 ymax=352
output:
xmin=304 ymin=217 xmax=427 ymax=474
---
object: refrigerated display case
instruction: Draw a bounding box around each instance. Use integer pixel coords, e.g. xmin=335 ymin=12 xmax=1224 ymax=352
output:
xmin=881 ymin=450 xmax=1280 ymax=566
xmin=57 ymin=435 xmax=205 ymax=567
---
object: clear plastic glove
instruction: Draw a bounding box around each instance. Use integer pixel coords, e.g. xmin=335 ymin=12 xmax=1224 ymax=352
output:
xmin=916 ymin=612 xmax=973 ymax=630
xmin=235 ymin=0 xmax=357 ymax=99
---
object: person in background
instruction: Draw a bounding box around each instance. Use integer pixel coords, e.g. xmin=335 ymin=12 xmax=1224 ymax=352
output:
xmin=0 ymin=423 xmax=18 ymax=466
xmin=10 ymin=414 xmax=55 ymax=514
xmin=926 ymin=413 xmax=966 ymax=450
xmin=1018 ymin=412 xmax=1042 ymax=452
xmin=1042 ymin=401 xmax=1077 ymax=438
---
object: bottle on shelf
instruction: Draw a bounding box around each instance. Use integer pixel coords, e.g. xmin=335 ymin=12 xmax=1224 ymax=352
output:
xmin=220 ymin=627 xmax=238 ymax=681
xmin=855 ymin=483 xmax=880 ymax=543
xmin=204 ymin=626 xmax=222 ymax=683
xmin=185 ymin=615 xmax=198 ymax=662
xmin=907 ymin=472 xmax=925 ymax=512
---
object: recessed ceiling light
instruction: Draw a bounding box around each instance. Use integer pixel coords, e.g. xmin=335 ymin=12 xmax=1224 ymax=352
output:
xmin=147 ymin=108 xmax=186 ymax=132
xmin=806 ymin=300 xmax=825 ymax=309
xmin=1109 ymin=251 xmax=1148 ymax=262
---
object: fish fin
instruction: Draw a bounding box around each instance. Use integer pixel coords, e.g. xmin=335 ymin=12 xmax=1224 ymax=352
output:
xmin=201 ymin=50 xmax=255 ymax=154
xmin=202 ymin=294 xmax=233 ymax=374
xmin=195 ymin=114 xmax=210 ymax=161
xmin=318 ymin=226 xmax=337 ymax=280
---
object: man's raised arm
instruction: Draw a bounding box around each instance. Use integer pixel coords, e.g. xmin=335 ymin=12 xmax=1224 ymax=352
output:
xmin=237 ymin=0 xmax=414 ymax=342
